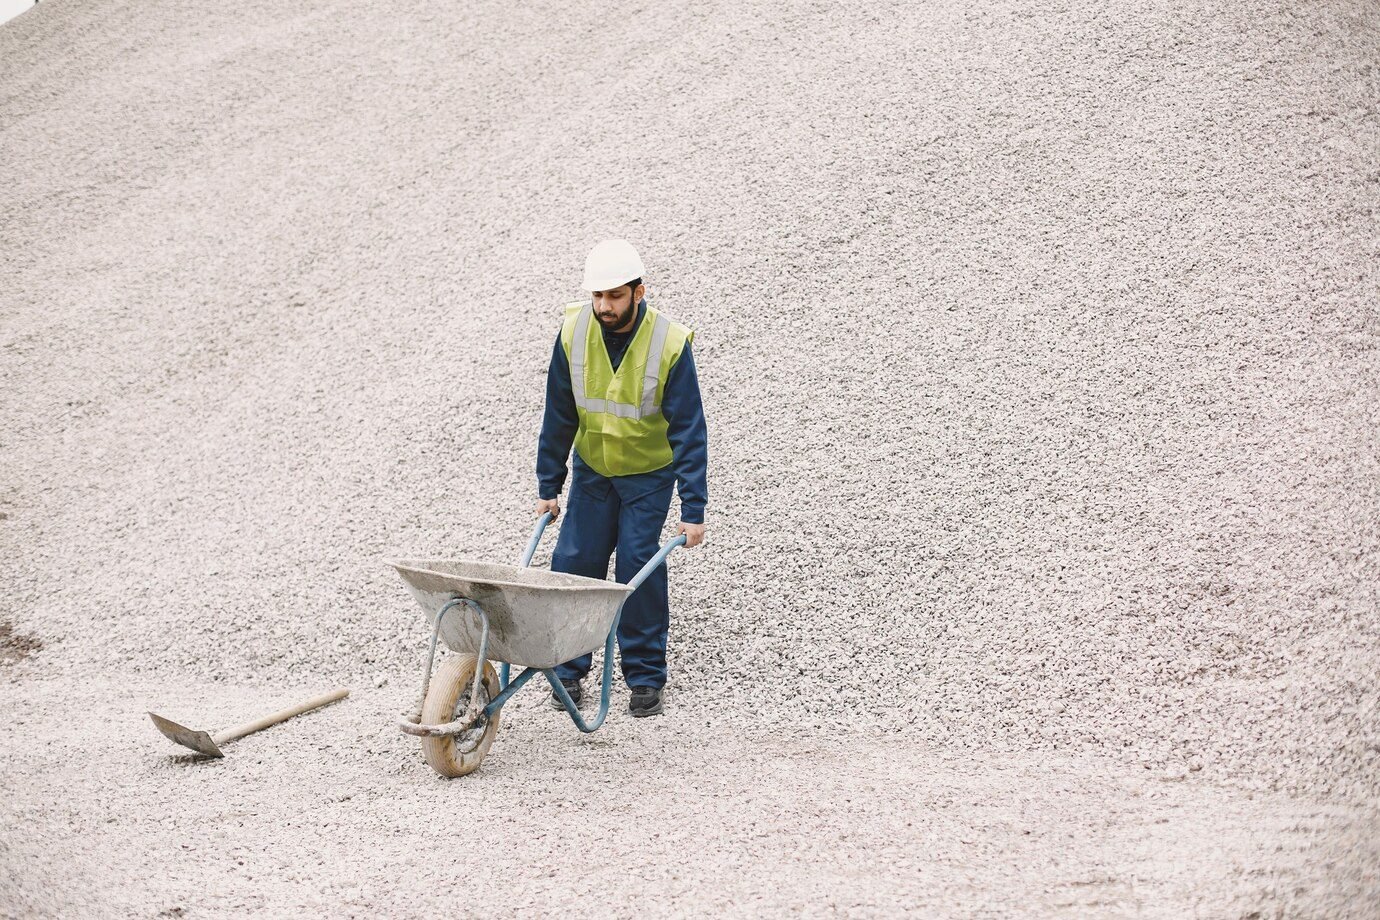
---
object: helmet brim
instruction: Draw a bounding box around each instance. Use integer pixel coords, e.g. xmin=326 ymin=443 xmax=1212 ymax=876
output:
xmin=583 ymin=273 xmax=641 ymax=292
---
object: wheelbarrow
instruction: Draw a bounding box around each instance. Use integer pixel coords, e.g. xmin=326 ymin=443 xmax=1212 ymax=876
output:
xmin=388 ymin=512 xmax=686 ymax=777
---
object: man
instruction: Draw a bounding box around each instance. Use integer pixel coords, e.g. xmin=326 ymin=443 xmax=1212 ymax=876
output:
xmin=535 ymin=239 xmax=708 ymax=718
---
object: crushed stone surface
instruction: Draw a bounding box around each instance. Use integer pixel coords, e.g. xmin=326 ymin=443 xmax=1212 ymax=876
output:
xmin=3 ymin=678 xmax=1378 ymax=919
xmin=2 ymin=0 xmax=1378 ymax=915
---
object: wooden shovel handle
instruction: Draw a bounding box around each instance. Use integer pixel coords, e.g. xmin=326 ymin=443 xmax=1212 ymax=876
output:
xmin=212 ymin=688 xmax=350 ymax=744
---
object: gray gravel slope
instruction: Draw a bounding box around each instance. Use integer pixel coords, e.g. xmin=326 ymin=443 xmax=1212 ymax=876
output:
xmin=3 ymin=679 xmax=1378 ymax=918
xmin=2 ymin=0 xmax=1378 ymax=915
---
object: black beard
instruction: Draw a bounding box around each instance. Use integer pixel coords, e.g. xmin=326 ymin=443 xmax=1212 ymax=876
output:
xmin=598 ymin=307 xmax=633 ymax=328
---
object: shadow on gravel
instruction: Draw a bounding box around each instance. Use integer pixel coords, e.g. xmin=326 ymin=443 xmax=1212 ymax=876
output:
xmin=0 ymin=618 xmax=42 ymax=666
xmin=158 ymin=753 xmax=223 ymax=768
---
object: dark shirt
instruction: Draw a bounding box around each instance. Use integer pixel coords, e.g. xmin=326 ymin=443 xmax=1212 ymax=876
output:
xmin=536 ymin=299 xmax=709 ymax=524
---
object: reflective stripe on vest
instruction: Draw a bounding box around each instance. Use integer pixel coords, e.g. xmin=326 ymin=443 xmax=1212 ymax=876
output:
xmin=569 ymin=302 xmax=671 ymax=420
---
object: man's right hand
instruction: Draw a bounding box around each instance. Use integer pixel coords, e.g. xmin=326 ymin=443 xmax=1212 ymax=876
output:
xmin=536 ymin=498 xmax=561 ymax=520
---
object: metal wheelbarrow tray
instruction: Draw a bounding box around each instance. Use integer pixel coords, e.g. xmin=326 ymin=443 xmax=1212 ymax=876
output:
xmin=389 ymin=560 xmax=632 ymax=669
xmin=388 ymin=512 xmax=686 ymax=778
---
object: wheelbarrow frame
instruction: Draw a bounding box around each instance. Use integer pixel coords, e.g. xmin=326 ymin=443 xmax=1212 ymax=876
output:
xmin=399 ymin=511 xmax=686 ymax=738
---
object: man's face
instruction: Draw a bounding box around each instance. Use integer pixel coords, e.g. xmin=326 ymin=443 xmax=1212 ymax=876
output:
xmin=592 ymin=284 xmax=643 ymax=332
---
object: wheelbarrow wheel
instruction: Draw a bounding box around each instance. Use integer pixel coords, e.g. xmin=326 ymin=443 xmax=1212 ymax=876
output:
xmin=420 ymin=654 xmax=501 ymax=778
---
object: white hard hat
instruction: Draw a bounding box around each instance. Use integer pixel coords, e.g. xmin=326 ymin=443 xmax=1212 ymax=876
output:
xmin=583 ymin=239 xmax=646 ymax=292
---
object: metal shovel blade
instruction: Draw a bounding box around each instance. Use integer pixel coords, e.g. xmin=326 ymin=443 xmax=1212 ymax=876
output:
xmin=148 ymin=711 xmax=225 ymax=758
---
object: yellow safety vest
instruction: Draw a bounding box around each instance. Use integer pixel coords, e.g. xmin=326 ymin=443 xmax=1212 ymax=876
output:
xmin=560 ymin=300 xmax=694 ymax=478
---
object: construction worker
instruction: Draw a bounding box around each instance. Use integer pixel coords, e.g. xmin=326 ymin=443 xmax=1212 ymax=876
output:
xmin=535 ymin=239 xmax=708 ymax=717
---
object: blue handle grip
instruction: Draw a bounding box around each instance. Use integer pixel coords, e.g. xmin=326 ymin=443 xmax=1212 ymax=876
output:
xmin=520 ymin=511 xmax=553 ymax=567
xmin=626 ymin=534 xmax=688 ymax=593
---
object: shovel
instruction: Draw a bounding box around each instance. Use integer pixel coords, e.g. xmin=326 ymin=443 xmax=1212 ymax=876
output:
xmin=149 ymin=688 xmax=349 ymax=757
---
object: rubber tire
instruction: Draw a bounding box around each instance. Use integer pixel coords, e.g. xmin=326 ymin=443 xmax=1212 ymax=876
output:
xmin=420 ymin=654 xmax=501 ymax=778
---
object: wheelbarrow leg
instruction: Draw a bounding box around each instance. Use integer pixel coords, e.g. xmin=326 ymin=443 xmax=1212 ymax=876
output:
xmin=405 ymin=597 xmax=467 ymax=723
xmin=544 ymin=623 xmax=617 ymax=733
xmin=545 ymin=534 xmax=687 ymax=733
xmin=407 ymin=597 xmax=490 ymax=727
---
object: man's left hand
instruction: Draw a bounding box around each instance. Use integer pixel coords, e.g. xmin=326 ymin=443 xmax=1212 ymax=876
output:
xmin=678 ymin=522 xmax=705 ymax=548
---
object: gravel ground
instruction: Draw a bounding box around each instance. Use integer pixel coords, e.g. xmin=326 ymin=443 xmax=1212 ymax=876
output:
xmin=2 ymin=678 xmax=1378 ymax=918
xmin=2 ymin=0 xmax=1378 ymax=915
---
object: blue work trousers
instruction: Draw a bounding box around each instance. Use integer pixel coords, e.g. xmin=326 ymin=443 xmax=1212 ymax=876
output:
xmin=552 ymin=460 xmax=675 ymax=689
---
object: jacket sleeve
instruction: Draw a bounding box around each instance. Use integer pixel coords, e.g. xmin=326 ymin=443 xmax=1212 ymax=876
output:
xmin=661 ymin=342 xmax=708 ymax=524
xmin=536 ymin=331 xmax=578 ymax=500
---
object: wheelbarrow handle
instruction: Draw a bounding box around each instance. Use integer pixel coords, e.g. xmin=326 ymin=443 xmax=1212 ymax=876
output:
xmin=626 ymin=534 xmax=688 ymax=594
xmin=520 ymin=511 xmax=554 ymax=567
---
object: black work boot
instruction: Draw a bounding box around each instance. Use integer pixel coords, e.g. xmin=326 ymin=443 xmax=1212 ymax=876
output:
xmin=549 ymin=678 xmax=583 ymax=710
xmin=628 ymin=686 xmax=663 ymax=718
